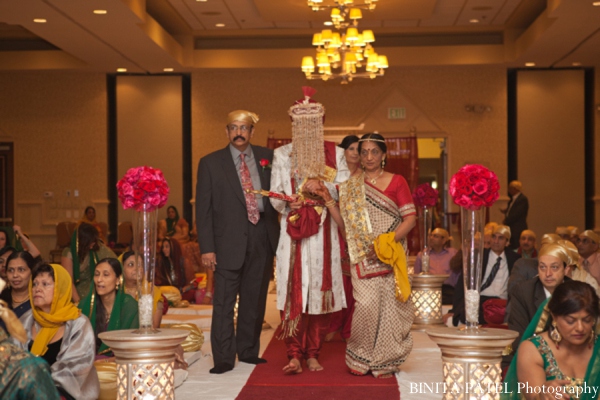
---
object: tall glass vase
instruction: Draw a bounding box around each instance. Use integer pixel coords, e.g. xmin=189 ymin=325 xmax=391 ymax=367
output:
xmin=419 ymin=206 xmax=433 ymax=273
xmin=132 ymin=203 xmax=159 ymax=334
xmin=460 ymin=207 xmax=485 ymax=329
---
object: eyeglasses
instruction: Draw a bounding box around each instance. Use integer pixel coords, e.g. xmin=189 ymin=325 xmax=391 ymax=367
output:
xmin=227 ymin=124 xmax=251 ymax=133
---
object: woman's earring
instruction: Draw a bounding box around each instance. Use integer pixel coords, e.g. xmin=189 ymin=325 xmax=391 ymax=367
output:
xmin=381 ymin=158 xmax=386 ymax=169
xmin=550 ymin=320 xmax=562 ymax=348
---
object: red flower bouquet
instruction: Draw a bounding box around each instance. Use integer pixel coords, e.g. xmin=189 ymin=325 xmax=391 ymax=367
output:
xmin=412 ymin=183 xmax=438 ymax=208
xmin=449 ymin=164 xmax=499 ymax=210
xmin=117 ymin=166 xmax=170 ymax=212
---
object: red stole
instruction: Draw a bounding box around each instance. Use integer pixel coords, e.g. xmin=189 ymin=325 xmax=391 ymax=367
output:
xmin=279 ymin=141 xmax=337 ymax=339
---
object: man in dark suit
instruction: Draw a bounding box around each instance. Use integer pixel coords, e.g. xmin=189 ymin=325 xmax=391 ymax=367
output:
xmin=501 ymin=180 xmax=529 ymax=249
xmin=451 ymin=225 xmax=521 ymax=326
xmin=505 ymin=242 xmax=571 ymax=366
xmin=196 ymin=110 xmax=280 ymax=374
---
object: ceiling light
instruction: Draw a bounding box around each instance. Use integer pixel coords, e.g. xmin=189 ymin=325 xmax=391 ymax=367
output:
xmin=593 ymin=1 xmax=600 ymax=5
xmin=33 ymin=18 xmax=47 ymax=23
xmin=163 ymin=68 xmax=174 ymax=72
xmin=572 ymin=62 xmax=582 ymax=66
xmin=93 ymin=10 xmax=107 ymax=15
xmin=117 ymin=68 xmax=127 ymax=72
xmin=324 ymin=21 xmax=333 ymax=26
xmin=196 ymin=0 xmax=208 ymax=2
xmin=469 ymin=19 xmax=479 ymax=23
xmin=215 ymin=23 xmax=225 ymax=27
xmin=525 ymin=62 xmax=535 ymax=67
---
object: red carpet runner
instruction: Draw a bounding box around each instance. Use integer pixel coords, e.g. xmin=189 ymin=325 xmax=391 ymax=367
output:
xmin=236 ymin=331 xmax=400 ymax=400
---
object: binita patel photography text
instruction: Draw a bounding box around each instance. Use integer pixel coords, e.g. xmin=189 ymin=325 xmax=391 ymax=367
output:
xmin=410 ymin=382 xmax=599 ymax=399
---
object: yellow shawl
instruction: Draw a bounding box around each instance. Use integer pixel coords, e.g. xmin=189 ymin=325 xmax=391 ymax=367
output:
xmin=374 ymin=232 xmax=411 ymax=302
xmin=29 ymin=263 xmax=80 ymax=356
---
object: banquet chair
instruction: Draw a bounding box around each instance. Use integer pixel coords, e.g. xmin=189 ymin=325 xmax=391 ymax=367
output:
xmin=49 ymin=221 xmax=76 ymax=262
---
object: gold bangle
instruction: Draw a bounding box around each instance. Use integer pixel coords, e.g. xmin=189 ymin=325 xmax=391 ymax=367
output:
xmin=325 ymin=199 xmax=336 ymax=208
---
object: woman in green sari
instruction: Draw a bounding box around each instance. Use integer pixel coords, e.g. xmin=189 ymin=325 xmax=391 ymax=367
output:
xmin=61 ymin=222 xmax=115 ymax=301
xmin=504 ymin=280 xmax=600 ymax=400
xmin=78 ymin=258 xmax=138 ymax=357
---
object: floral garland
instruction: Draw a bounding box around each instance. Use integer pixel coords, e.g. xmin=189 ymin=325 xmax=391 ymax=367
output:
xmin=117 ymin=166 xmax=170 ymax=212
xmin=449 ymin=164 xmax=499 ymax=210
xmin=412 ymin=183 xmax=438 ymax=208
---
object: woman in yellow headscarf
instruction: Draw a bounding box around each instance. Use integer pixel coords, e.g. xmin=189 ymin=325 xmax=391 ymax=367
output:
xmin=16 ymin=263 xmax=99 ymax=400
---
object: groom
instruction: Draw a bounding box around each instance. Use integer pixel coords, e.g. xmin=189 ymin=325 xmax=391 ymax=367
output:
xmin=196 ymin=110 xmax=280 ymax=374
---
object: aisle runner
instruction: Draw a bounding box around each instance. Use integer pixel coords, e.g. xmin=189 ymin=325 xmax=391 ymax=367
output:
xmin=236 ymin=331 xmax=400 ymax=400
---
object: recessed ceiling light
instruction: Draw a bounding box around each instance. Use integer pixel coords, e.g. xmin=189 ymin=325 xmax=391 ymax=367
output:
xmin=33 ymin=18 xmax=47 ymax=23
xmin=324 ymin=21 xmax=333 ymax=26
xmin=593 ymin=1 xmax=600 ymax=6
xmin=163 ymin=68 xmax=174 ymax=72
xmin=215 ymin=23 xmax=225 ymax=27
xmin=93 ymin=10 xmax=107 ymax=15
xmin=117 ymin=68 xmax=127 ymax=72
xmin=196 ymin=0 xmax=208 ymax=2
xmin=525 ymin=62 xmax=536 ymax=67
xmin=469 ymin=19 xmax=479 ymax=23
xmin=572 ymin=62 xmax=582 ymax=66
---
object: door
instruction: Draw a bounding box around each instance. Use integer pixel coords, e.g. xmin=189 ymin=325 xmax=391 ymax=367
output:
xmin=0 ymin=142 xmax=14 ymax=228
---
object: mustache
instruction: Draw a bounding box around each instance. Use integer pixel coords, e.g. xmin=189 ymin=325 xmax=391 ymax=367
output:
xmin=233 ymin=135 xmax=246 ymax=141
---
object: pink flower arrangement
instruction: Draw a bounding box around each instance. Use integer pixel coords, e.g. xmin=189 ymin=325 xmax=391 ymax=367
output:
xmin=117 ymin=166 xmax=170 ymax=212
xmin=412 ymin=183 xmax=438 ymax=208
xmin=449 ymin=164 xmax=500 ymax=210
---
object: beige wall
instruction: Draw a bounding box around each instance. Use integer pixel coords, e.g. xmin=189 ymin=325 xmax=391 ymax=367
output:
xmin=116 ymin=75 xmax=183 ymax=223
xmin=0 ymin=65 xmax=598 ymax=258
xmin=517 ymin=70 xmax=586 ymax=237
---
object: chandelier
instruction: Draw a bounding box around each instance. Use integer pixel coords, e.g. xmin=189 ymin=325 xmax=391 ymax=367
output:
xmin=302 ymin=0 xmax=388 ymax=84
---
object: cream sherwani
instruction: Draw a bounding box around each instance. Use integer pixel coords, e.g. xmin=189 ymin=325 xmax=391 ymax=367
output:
xmin=270 ymin=143 xmax=350 ymax=315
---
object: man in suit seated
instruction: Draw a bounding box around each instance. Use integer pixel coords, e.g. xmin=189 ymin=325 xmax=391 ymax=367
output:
xmin=506 ymin=241 xmax=572 ymax=366
xmin=507 ymin=233 xmax=559 ymax=293
xmin=450 ymin=225 xmax=520 ymax=326
xmin=578 ymin=230 xmax=600 ymax=286
xmin=515 ymin=229 xmax=537 ymax=259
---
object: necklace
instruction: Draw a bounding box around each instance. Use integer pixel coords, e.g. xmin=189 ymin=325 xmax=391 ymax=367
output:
xmin=11 ymin=292 xmax=29 ymax=305
xmin=365 ymin=169 xmax=384 ymax=184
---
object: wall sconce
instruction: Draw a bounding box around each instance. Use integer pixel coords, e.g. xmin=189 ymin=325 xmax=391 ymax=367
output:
xmin=465 ymin=104 xmax=492 ymax=113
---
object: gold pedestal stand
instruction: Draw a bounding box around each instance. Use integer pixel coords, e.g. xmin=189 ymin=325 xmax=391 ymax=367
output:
xmin=411 ymin=274 xmax=448 ymax=331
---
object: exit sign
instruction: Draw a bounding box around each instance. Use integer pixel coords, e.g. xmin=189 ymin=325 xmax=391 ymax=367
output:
xmin=388 ymin=107 xmax=406 ymax=119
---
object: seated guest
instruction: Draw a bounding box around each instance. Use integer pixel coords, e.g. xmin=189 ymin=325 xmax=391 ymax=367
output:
xmin=17 ymin=263 xmax=99 ymax=400
xmin=0 ymin=252 xmax=37 ymax=332
xmin=61 ymin=222 xmax=116 ymax=302
xmin=158 ymin=206 xmax=202 ymax=283
xmin=0 ymin=228 xmax=8 ymax=251
xmin=508 ymin=233 xmax=561 ymax=293
xmin=504 ymin=280 xmax=600 ymax=400
xmin=507 ymin=242 xmax=572 ymax=365
xmin=451 ymin=225 xmax=520 ymax=326
xmin=79 ymin=258 xmax=139 ymax=356
xmin=0 ymin=246 xmax=16 ymax=280
xmin=577 ymin=230 xmax=600 ymax=286
xmin=121 ymin=251 xmax=164 ymax=328
xmin=555 ymin=226 xmax=570 ymax=241
xmin=0 ymin=277 xmax=60 ymax=400
xmin=155 ymin=238 xmax=196 ymax=302
xmin=567 ymin=226 xmax=580 ymax=245
xmin=515 ymin=229 xmax=537 ymax=259
xmin=78 ymin=206 xmax=106 ymax=243
xmin=13 ymin=225 xmax=41 ymax=260
xmin=414 ymin=228 xmax=459 ymax=304
xmin=561 ymin=239 xmax=600 ymax=297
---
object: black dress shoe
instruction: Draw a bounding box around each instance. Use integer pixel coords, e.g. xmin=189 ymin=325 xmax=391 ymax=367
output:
xmin=239 ymin=357 xmax=267 ymax=365
xmin=209 ymin=363 xmax=234 ymax=374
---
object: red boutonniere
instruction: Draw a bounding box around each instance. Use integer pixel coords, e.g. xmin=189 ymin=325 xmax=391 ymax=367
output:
xmin=259 ymin=158 xmax=272 ymax=171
